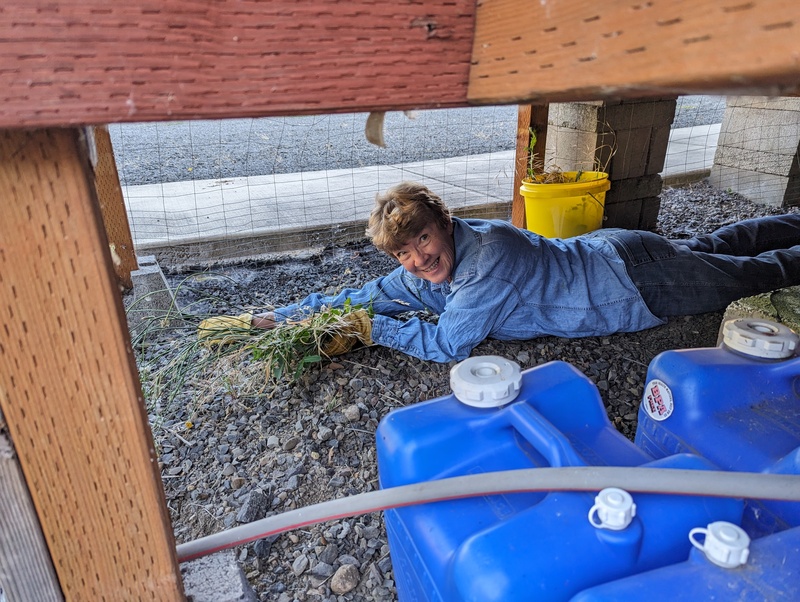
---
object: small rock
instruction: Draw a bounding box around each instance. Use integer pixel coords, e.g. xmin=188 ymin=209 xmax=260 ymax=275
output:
xmin=291 ymin=554 xmax=309 ymax=576
xmin=343 ymin=404 xmax=361 ymax=422
xmin=267 ymin=435 xmax=280 ymax=449
xmin=231 ymin=476 xmax=247 ymax=489
xmin=328 ymin=476 xmax=345 ymax=487
xmin=338 ymin=554 xmax=359 ymax=566
xmin=377 ymin=555 xmax=392 ymax=574
xmin=318 ymin=543 xmax=338 ymax=565
xmin=254 ymin=534 xmax=280 ymax=558
xmin=317 ymin=426 xmax=334 ymax=441
xmin=310 ymin=561 xmax=334 ymax=578
xmin=331 ymin=563 xmax=360 ymax=594
xmin=282 ymin=436 xmax=300 ymax=451
xmin=237 ymin=489 xmax=269 ymax=523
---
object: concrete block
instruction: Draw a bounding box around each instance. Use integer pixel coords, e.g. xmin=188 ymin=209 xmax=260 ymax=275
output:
xmin=602 ymin=197 xmax=642 ymax=230
xmin=713 ymin=145 xmax=797 ymax=176
xmin=709 ymin=165 xmax=792 ymax=207
xmin=181 ymin=552 xmax=258 ymax=602
xmin=716 ymin=286 xmax=800 ymax=345
xmin=600 ymin=98 xmax=677 ymax=130
xmin=545 ymin=128 xmax=601 ymax=172
xmin=605 ymin=174 xmax=663 ymax=203
xmin=609 ymin=128 xmax=651 ymax=180
xmin=126 ymin=255 xmax=184 ymax=338
xmin=639 ymin=196 xmax=662 ymax=231
xmin=726 ymin=96 xmax=800 ymax=112
xmin=549 ymin=102 xmax=602 ymax=132
xmin=603 ymin=195 xmax=659 ymax=231
xmin=647 ymin=126 xmax=672 ymax=175
xmin=717 ymin=110 xmax=800 ymax=154
xmin=710 ymin=96 xmax=800 ymax=207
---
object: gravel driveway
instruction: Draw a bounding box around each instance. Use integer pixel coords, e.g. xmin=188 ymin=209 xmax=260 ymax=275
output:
xmin=129 ymin=178 xmax=795 ymax=602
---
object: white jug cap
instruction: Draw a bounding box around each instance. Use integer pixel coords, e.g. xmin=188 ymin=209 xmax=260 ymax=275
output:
xmin=689 ymin=521 xmax=750 ymax=568
xmin=722 ymin=318 xmax=799 ymax=359
xmin=588 ymin=487 xmax=636 ymax=530
xmin=450 ymin=356 xmax=522 ymax=408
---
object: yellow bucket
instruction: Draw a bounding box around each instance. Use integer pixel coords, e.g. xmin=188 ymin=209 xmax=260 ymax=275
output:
xmin=520 ymin=171 xmax=610 ymax=238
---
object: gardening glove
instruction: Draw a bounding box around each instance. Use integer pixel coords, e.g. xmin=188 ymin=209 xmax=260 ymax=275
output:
xmin=321 ymin=309 xmax=373 ymax=357
xmin=197 ymin=313 xmax=253 ymax=346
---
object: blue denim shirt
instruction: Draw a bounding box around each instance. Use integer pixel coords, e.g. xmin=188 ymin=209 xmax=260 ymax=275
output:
xmin=274 ymin=218 xmax=664 ymax=362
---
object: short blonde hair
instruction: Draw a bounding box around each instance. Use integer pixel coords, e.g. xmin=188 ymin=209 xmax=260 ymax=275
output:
xmin=367 ymin=182 xmax=451 ymax=254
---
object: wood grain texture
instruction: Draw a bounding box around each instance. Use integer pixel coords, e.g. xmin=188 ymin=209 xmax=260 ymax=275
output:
xmin=0 ymin=129 xmax=183 ymax=600
xmin=511 ymin=105 xmax=549 ymax=227
xmin=93 ymin=126 xmax=138 ymax=290
xmin=469 ymin=0 xmax=800 ymax=104
xmin=0 ymin=0 xmax=477 ymax=127
xmin=1 ymin=432 xmax=63 ymax=602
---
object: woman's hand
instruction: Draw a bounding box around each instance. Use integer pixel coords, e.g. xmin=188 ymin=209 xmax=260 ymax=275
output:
xmin=251 ymin=311 xmax=278 ymax=330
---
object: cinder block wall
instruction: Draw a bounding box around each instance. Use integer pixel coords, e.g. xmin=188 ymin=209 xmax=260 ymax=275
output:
xmin=709 ymin=96 xmax=800 ymax=208
xmin=547 ymin=98 xmax=676 ymax=230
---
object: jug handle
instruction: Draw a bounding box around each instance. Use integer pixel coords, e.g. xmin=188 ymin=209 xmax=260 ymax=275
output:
xmin=506 ymin=402 xmax=586 ymax=468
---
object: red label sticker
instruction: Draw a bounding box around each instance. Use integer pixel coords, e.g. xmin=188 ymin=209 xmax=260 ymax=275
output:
xmin=643 ymin=379 xmax=674 ymax=421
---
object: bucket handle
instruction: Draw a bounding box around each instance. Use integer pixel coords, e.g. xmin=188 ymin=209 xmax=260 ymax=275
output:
xmin=505 ymin=403 xmax=587 ymax=468
xmin=587 ymin=191 xmax=606 ymax=210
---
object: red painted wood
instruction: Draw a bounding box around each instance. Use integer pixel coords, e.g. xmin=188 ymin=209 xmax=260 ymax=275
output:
xmin=0 ymin=0 xmax=477 ymax=127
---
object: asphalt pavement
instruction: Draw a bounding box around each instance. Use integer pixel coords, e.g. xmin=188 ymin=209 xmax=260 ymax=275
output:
xmin=110 ymin=96 xmax=726 ymax=187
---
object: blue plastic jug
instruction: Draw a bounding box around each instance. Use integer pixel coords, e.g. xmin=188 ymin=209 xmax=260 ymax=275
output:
xmin=570 ymin=525 xmax=800 ymax=601
xmin=634 ymin=318 xmax=800 ymax=537
xmin=377 ymin=358 xmax=743 ymax=602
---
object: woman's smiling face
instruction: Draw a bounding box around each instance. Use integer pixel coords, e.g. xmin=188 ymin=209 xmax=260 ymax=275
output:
xmin=393 ymin=222 xmax=455 ymax=284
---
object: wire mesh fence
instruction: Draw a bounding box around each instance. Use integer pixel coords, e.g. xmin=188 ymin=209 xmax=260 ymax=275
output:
xmin=111 ymin=95 xmax=800 ymax=268
xmin=112 ymin=107 xmax=518 ymax=265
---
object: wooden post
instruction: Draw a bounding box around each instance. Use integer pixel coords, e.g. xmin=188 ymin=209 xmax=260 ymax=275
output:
xmin=512 ymin=105 xmax=549 ymax=228
xmin=0 ymin=129 xmax=184 ymax=600
xmin=93 ymin=126 xmax=138 ymax=291
xmin=1 ymin=428 xmax=63 ymax=601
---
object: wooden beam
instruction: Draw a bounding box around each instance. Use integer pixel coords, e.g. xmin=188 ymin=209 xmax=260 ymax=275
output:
xmin=1 ymin=430 xmax=63 ymax=602
xmin=93 ymin=126 xmax=138 ymax=291
xmin=0 ymin=0 xmax=477 ymax=128
xmin=0 ymin=129 xmax=183 ymax=600
xmin=511 ymin=105 xmax=549 ymax=228
xmin=469 ymin=0 xmax=800 ymax=105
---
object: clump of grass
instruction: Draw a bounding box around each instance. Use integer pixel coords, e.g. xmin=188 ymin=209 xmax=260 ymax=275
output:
xmin=249 ymin=301 xmax=372 ymax=382
xmin=137 ymin=301 xmax=372 ymax=419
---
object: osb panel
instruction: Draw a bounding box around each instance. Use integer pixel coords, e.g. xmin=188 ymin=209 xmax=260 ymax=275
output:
xmin=0 ymin=0 xmax=477 ymax=128
xmin=0 ymin=129 xmax=182 ymax=600
xmin=469 ymin=0 xmax=800 ymax=104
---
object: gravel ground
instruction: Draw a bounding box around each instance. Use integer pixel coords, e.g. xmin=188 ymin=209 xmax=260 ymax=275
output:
xmin=110 ymin=96 xmax=725 ymax=186
xmin=130 ymin=179 xmax=795 ymax=602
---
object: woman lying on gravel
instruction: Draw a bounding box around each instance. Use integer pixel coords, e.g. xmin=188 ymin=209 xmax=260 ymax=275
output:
xmin=199 ymin=181 xmax=800 ymax=362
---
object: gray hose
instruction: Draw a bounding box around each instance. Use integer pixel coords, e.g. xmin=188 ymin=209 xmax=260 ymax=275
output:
xmin=176 ymin=467 xmax=800 ymax=562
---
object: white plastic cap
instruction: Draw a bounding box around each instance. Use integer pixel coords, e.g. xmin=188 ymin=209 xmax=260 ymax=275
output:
xmin=689 ymin=521 xmax=750 ymax=568
xmin=449 ymin=356 xmax=522 ymax=408
xmin=722 ymin=318 xmax=799 ymax=359
xmin=588 ymin=487 xmax=636 ymax=530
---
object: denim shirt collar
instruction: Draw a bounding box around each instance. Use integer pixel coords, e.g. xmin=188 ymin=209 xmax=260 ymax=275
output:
xmin=448 ymin=218 xmax=479 ymax=287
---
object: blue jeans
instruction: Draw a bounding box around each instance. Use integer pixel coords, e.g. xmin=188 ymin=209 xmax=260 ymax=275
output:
xmin=601 ymin=214 xmax=800 ymax=317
